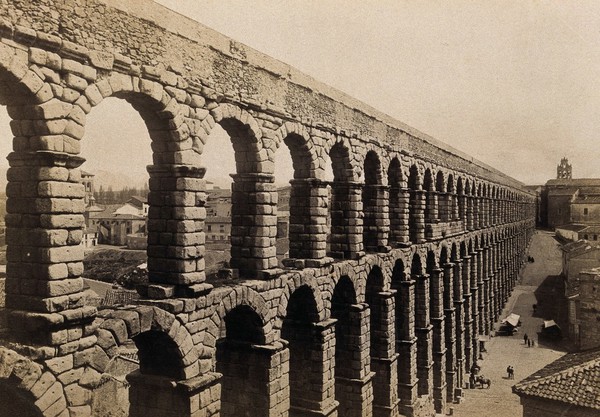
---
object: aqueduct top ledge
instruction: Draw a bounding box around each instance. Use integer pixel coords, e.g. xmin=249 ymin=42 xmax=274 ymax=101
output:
xmin=0 ymin=0 xmax=530 ymax=193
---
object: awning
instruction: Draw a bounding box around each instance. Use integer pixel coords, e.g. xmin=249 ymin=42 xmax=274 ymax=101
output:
xmin=543 ymin=320 xmax=560 ymax=329
xmin=502 ymin=313 xmax=520 ymax=327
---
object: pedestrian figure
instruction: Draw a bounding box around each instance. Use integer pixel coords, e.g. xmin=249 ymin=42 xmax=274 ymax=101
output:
xmin=506 ymin=365 xmax=511 ymax=378
xmin=532 ymin=339 xmax=535 ymax=347
xmin=527 ymin=339 xmax=531 ymax=347
xmin=524 ymin=333 xmax=529 ymax=345
xmin=507 ymin=366 xmax=514 ymax=379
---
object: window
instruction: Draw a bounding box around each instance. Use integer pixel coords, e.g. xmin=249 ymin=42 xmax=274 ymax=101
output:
xmin=594 ymin=235 xmax=598 ymax=241
xmin=558 ymin=208 xmax=562 ymax=215
xmin=584 ymin=234 xmax=589 ymax=240
xmin=584 ymin=208 xmax=589 ymax=215
xmin=207 ymin=225 xmax=212 ymax=232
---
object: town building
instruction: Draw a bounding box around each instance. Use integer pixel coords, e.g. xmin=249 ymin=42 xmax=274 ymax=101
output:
xmin=513 ymin=347 xmax=600 ymax=417
xmin=543 ymin=159 xmax=600 ymax=228
xmin=559 ymin=241 xmax=600 ymax=349
xmin=89 ymin=197 xmax=148 ymax=247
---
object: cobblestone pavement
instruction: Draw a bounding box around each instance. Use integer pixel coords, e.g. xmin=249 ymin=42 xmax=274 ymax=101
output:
xmin=442 ymin=230 xmax=568 ymax=417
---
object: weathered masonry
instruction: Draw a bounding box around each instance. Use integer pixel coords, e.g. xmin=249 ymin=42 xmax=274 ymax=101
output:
xmin=0 ymin=1 xmax=536 ymax=417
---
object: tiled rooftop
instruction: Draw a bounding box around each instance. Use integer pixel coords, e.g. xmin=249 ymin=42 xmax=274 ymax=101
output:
xmin=513 ymin=348 xmax=600 ymax=410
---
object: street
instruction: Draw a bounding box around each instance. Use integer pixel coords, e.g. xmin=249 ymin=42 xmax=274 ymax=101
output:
xmin=446 ymin=230 xmax=568 ymax=417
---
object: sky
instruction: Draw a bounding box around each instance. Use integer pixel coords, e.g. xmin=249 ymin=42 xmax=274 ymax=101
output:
xmin=2 ymin=1 xmax=600 ymax=186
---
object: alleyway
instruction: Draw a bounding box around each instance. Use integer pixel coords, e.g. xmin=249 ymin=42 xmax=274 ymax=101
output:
xmin=447 ymin=230 xmax=568 ymax=417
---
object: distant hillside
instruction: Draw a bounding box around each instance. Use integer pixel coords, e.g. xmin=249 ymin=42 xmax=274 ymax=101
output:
xmin=0 ymin=168 xmax=148 ymax=192
xmin=88 ymin=169 xmax=148 ymax=190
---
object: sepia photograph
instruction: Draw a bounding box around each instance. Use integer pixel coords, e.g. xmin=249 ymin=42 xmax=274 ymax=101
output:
xmin=0 ymin=1 xmax=598 ymax=416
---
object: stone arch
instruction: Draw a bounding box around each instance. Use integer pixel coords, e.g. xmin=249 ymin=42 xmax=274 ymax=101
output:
xmin=94 ymin=306 xmax=199 ymax=380
xmin=325 ymin=263 xmax=361 ymax=311
xmin=331 ymin=274 xmax=362 ymax=416
xmin=364 ymin=256 xmax=391 ymax=294
xmin=0 ymin=347 xmax=67 ymax=417
xmin=388 ymin=156 xmax=406 ymax=244
xmin=206 ymin=287 xmax=273 ymax=350
xmin=408 ymin=163 xmax=422 ymax=243
xmin=274 ymin=121 xmax=318 ymax=179
xmin=327 ymin=137 xmax=356 ymax=182
xmin=209 ymin=102 xmax=265 ymax=174
xmin=363 ymin=150 xmax=386 ymax=251
xmin=276 ymin=272 xmax=327 ymax=328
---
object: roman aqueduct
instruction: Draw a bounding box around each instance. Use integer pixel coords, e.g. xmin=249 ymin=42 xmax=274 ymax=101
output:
xmin=0 ymin=1 xmax=536 ymax=416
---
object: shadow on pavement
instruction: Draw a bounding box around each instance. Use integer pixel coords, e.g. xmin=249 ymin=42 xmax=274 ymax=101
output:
xmin=532 ymin=274 xmax=572 ymax=352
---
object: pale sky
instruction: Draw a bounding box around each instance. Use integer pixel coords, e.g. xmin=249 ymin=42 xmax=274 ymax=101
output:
xmin=2 ymin=1 xmax=600 ymax=186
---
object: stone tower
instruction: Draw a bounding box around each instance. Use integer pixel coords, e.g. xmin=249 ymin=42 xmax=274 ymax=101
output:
xmin=557 ymin=157 xmax=572 ymax=179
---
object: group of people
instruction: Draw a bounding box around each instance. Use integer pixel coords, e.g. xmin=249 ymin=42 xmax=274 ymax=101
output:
xmin=527 ymin=255 xmax=535 ymax=263
xmin=524 ymin=333 xmax=535 ymax=347
xmin=506 ymin=365 xmax=515 ymax=379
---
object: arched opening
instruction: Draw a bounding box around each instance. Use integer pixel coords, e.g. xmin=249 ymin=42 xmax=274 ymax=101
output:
xmin=426 ymin=250 xmax=445 ymax=412
xmin=81 ymin=97 xmax=152 ymax=298
xmin=362 ymin=151 xmax=383 ymax=252
xmin=134 ymin=330 xmax=185 ymax=379
xmin=387 ymin=158 xmax=405 ymax=245
xmin=203 ymin=114 xmax=273 ymax=278
xmin=435 ymin=171 xmax=447 ymax=223
xmin=447 ymin=174 xmax=456 ymax=222
xmin=457 ymin=178 xmax=465 ymax=228
xmin=391 ymin=259 xmax=411 ymax=403
xmin=201 ymin=123 xmax=235 ymax=277
xmin=280 ymin=133 xmax=321 ymax=262
xmin=216 ymin=305 xmax=270 ymax=417
xmin=412 ymin=254 xmax=430 ymax=396
xmin=423 ymin=168 xmax=438 ymax=239
xmin=331 ymin=275 xmax=364 ymax=416
xmin=365 ymin=266 xmax=389 ymax=411
xmin=129 ymin=327 xmax=188 ymax=417
xmin=327 ymin=142 xmax=356 ymax=259
xmin=281 ymin=285 xmax=322 ymax=416
xmin=408 ymin=165 xmax=420 ymax=243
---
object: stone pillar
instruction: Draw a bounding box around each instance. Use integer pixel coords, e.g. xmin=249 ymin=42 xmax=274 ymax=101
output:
xmin=424 ymin=190 xmax=438 ymax=240
xmin=329 ymin=181 xmax=364 ymax=260
xmin=488 ymin=245 xmax=497 ymax=323
xmin=476 ymin=250 xmax=485 ymax=336
xmin=145 ymin=164 xmax=211 ymax=298
xmin=442 ymin=263 xmax=457 ymax=401
xmin=363 ymin=184 xmax=391 ymax=252
xmin=396 ymin=279 xmax=417 ymax=413
xmin=458 ymin=195 xmax=467 ymax=228
xmin=389 ymin=186 xmax=410 ymax=246
xmin=426 ymin=190 xmax=439 ymax=223
xmin=461 ymin=255 xmax=473 ymax=374
xmin=482 ymin=197 xmax=488 ymax=227
xmin=414 ymin=274 xmax=433 ymax=397
xmin=217 ymin=341 xmax=290 ymax=417
xmin=286 ymin=178 xmax=330 ymax=266
xmin=128 ymin=371 xmax=221 ymax=417
xmin=5 ymin=151 xmax=96 ymax=347
xmin=466 ymin=196 xmax=475 ymax=231
xmin=429 ymin=268 xmax=447 ymax=413
xmin=452 ymin=261 xmax=465 ymax=393
xmin=451 ymin=193 xmax=460 ymax=221
xmin=477 ymin=197 xmax=484 ymax=229
xmin=438 ymin=192 xmax=450 ymax=222
xmin=369 ymin=291 xmax=400 ymax=417
xmin=335 ymin=304 xmax=374 ymax=417
xmin=409 ymin=190 xmax=426 ymax=244
xmin=285 ymin=319 xmax=338 ymax=417
xmin=230 ymin=173 xmax=279 ymax=278
xmin=482 ymin=247 xmax=492 ymax=334
xmin=469 ymin=251 xmax=480 ymax=364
